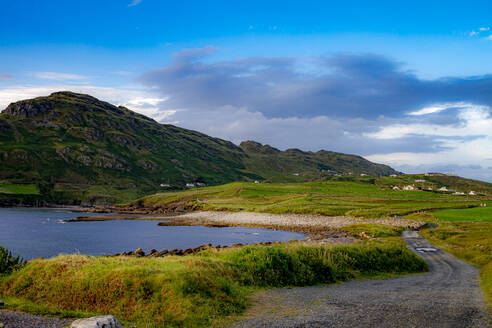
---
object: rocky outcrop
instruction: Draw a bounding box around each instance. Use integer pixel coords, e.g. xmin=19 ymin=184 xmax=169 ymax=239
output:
xmin=3 ymin=100 xmax=54 ymax=118
xmin=70 ymin=315 xmax=121 ymax=328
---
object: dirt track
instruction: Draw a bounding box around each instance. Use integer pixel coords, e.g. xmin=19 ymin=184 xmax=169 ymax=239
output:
xmin=232 ymin=231 xmax=492 ymax=328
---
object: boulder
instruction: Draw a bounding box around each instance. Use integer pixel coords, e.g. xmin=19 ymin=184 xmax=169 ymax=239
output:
xmin=0 ymin=299 xmax=4 ymax=307
xmin=70 ymin=315 xmax=122 ymax=328
xmin=134 ymin=248 xmax=145 ymax=257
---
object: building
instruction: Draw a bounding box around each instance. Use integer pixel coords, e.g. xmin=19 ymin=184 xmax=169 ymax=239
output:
xmin=403 ymin=185 xmax=416 ymax=191
xmin=438 ymin=187 xmax=448 ymax=192
xmin=392 ymin=186 xmax=401 ymax=191
xmin=254 ymin=180 xmax=260 ymax=184
xmin=185 ymin=183 xmax=195 ymax=188
xmin=453 ymin=191 xmax=465 ymax=196
xmin=415 ymin=179 xmax=426 ymax=183
xmin=160 ymin=183 xmax=171 ymax=188
xmin=469 ymin=191 xmax=477 ymax=196
xmin=389 ymin=174 xmax=398 ymax=177
xmin=196 ymin=182 xmax=206 ymax=187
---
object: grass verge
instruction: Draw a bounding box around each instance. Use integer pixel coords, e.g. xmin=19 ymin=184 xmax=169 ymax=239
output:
xmin=0 ymin=242 xmax=427 ymax=327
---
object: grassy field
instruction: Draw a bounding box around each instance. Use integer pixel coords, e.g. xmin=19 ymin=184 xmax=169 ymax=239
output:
xmin=0 ymin=184 xmax=39 ymax=195
xmin=124 ymin=180 xmax=487 ymax=218
xmin=432 ymin=206 xmax=492 ymax=222
xmin=0 ymin=241 xmax=427 ymax=328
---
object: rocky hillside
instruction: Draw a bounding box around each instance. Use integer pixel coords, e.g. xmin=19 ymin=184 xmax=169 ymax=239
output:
xmin=0 ymin=92 xmax=398 ymax=205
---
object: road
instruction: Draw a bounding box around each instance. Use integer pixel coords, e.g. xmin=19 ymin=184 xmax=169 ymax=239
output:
xmin=233 ymin=231 xmax=492 ymax=328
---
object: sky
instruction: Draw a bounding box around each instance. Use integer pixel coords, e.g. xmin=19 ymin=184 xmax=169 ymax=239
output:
xmin=1 ymin=1 xmax=492 ymax=181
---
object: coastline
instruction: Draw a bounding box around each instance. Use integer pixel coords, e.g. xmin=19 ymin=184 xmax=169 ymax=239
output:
xmin=66 ymin=210 xmax=426 ymax=241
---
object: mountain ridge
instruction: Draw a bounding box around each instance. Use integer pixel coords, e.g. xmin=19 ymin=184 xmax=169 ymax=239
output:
xmin=0 ymin=91 xmax=398 ymax=205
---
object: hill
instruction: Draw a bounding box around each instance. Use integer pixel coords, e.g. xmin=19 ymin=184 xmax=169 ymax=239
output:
xmin=0 ymin=91 xmax=397 ymax=205
xmin=376 ymin=174 xmax=492 ymax=195
xmin=122 ymin=179 xmax=489 ymax=218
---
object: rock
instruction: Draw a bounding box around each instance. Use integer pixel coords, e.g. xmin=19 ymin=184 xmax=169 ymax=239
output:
xmin=134 ymin=248 xmax=145 ymax=257
xmin=0 ymin=299 xmax=4 ymax=307
xmin=70 ymin=315 xmax=122 ymax=328
xmin=157 ymin=250 xmax=168 ymax=257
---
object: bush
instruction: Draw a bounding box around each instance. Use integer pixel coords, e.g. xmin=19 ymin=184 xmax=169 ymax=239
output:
xmin=0 ymin=246 xmax=26 ymax=274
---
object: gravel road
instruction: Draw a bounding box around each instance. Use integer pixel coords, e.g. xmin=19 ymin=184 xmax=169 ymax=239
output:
xmin=233 ymin=231 xmax=492 ymax=328
xmin=0 ymin=310 xmax=71 ymax=328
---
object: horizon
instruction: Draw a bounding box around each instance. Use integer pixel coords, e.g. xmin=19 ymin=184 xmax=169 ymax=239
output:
xmin=1 ymin=1 xmax=492 ymax=182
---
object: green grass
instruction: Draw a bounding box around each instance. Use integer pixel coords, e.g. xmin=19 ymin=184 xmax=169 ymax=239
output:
xmin=0 ymin=242 xmax=427 ymax=327
xmin=124 ymin=181 xmax=486 ymax=218
xmin=432 ymin=206 xmax=492 ymax=222
xmin=342 ymin=223 xmax=404 ymax=238
xmin=0 ymin=184 xmax=39 ymax=195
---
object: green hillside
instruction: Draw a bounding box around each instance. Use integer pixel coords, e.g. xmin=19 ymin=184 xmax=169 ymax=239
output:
xmin=0 ymin=92 xmax=397 ymax=205
xmin=123 ymin=179 xmax=489 ymax=218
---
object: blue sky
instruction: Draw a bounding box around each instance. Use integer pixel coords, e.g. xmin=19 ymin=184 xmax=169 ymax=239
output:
xmin=1 ymin=0 xmax=492 ymax=181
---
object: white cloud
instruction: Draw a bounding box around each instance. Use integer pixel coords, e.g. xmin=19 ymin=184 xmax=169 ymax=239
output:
xmin=470 ymin=31 xmax=479 ymax=36
xmin=486 ymin=35 xmax=492 ymax=40
xmin=408 ymin=102 xmax=471 ymax=116
xmin=479 ymin=27 xmax=490 ymax=31
xmin=128 ymin=0 xmax=142 ymax=7
xmin=368 ymin=103 xmax=491 ymax=139
xmin=29 ymin=72 xmax=88 ymax=81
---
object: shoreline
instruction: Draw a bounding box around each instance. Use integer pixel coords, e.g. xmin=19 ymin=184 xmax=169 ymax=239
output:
xmin=67 ymin=210 xmax=427 ymax=240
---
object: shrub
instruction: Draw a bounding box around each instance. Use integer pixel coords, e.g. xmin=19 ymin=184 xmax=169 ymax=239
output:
xmin=0 ymin=246 xmax=26 ymax=275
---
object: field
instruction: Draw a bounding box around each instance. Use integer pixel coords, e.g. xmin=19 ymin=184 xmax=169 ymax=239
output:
xmin=0 ymin=240 xmax=426 ymax=328
xmin=124 ymin=179 xmax=488 ymax=218
xmin=432 ymin=206 xmax=492 ymax=222
xmin=0 ymin=184 xmax=39 ymax=195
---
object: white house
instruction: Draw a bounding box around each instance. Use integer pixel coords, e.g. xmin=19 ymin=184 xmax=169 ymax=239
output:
xmin=254 ymin=180 xmax=260 ymax=184
xmin=392 ymin=186 xmax=401 ymax=191
xmin=160 ymin=183 xmax=171 ymax=188
xmin=415 ymin=179 xmax=426 ymax=183
xmin=196 ymin=182 xmax=206 ymax=187
xmin=389 ymin=174 xmax=398 ymax=177
xmin=438 ymin=187 xmax=448 ymax=192
xmin=186 ymin=183 xmax=195 ymax=188
xmin=469 ymin=191 xmax=477 ymax=196
xmin=453 ymin=191 xmax=465 ymax=196
xmin=403 ymin=185 xmax=416 ymax=191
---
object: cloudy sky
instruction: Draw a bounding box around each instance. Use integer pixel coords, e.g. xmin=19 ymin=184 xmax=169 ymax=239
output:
xmin=1 ymin=1 xmax=492 ymax=181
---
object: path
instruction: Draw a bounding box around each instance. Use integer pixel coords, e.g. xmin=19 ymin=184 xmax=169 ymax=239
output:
xmin=233 ymin=231 xmax=491 ymax=328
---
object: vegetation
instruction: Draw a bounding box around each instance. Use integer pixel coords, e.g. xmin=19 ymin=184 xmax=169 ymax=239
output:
xmin=0 ymin=246 xmax=26 ymax=275
xmin=124 ymin=180 xmax=487 ymax=218
xmin=432 ymin=206 xmax=492 ymax=222
xmin=377 ymin=174 xmax=492 ymax=195
xmin=0 ymin=184 xmax=39 ymax=195
xmin=342 ymin=223 xmax=404 ymax=238
xmin=0 ymin=242 xmax=427 ymax=327
xmin=0 ymin=91 xmax=397 ymax=205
